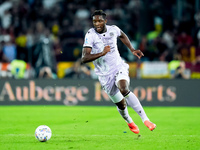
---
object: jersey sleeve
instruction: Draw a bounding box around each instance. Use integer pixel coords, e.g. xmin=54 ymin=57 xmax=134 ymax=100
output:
xmin=83 ymin=30 xmax=93 ymax=48
xmin=112 ymin=25 xmax=121 ymax=37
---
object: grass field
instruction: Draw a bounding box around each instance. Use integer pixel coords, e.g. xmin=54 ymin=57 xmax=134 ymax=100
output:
xmin=0 ymin=106 xmax=200 ymax=150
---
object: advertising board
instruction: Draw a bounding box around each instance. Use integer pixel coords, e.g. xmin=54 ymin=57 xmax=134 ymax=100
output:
xmin=0 ymin=79 xmax=199 ymax=106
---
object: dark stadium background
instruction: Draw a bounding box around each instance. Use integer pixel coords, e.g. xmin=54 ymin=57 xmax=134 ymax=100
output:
xmin=0 ymin=0 xmax=199 ymax=106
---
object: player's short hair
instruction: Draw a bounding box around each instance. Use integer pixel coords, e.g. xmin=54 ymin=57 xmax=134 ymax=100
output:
xmin=91 ymin=10 xmax=106 ymax=19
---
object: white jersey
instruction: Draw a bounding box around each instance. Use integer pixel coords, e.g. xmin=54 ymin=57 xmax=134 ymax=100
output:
xmin=83 ymin=25 xmax=129 ymax=76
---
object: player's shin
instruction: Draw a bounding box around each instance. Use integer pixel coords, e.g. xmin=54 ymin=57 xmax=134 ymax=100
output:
xmin=117 ymin=106 xmax=133 ymax=123
xmin=125 ymin=92 xmax=149 ymax=122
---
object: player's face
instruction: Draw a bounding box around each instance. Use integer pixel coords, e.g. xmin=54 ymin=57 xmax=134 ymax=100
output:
xmin=93 ymin=15 xmax=107 ymax=33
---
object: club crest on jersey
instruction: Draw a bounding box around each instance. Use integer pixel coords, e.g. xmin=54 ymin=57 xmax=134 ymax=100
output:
xmin=110 ymin=32 xmax=114 ymax=37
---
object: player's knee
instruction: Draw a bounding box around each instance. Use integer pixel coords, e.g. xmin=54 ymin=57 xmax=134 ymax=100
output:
xmin=119 ymin=87 xmax=129 ymax=96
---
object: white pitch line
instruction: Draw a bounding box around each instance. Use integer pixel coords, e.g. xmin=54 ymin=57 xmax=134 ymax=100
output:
xmin=0 ymin=134 xmax=33 ymax=136
xmin=0 ymin=134 xmax=128 ymax=137
xmin=172 ymin=135 xmax=198 ymax=137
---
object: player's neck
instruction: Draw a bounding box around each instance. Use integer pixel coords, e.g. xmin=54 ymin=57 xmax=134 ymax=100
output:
xmin=102 ymin=27 xmax=107 ymax=33
xmin=97 ymin=26 xmax=107 ymax=34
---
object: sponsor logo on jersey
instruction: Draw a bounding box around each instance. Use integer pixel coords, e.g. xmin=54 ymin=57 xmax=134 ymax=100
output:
xmin=85 ymin=38 xmax=88 ymax=44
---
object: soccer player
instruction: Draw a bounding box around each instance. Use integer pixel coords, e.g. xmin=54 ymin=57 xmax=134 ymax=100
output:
xmin=81 ymin=10 xmax=156 ymax=134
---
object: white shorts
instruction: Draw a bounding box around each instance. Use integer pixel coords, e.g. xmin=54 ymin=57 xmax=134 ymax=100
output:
xmin=98 ymin=68 xmax=130 ymax=103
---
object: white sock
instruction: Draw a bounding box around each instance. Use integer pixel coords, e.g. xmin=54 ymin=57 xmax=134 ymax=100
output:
xmin=125 ymin=92 xmax=149 ymax=123
xmin=117 ymin=107 xmax=133 ymax=123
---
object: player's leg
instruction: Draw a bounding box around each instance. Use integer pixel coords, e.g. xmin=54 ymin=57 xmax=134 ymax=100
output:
xmin=118 ymin=79 xmax=149 ymax=122
xmin=99 ymin=73 xmax=139 ymax=134
xmin=109 ymin=91 xmax=139 ymax=134
xmin=109 ymin=91 xmax=133 ymax=123
xmin=99 ymin=74 xmax=134 ymax=126
xmin=116 ymin=71 xmax=156 ymax=131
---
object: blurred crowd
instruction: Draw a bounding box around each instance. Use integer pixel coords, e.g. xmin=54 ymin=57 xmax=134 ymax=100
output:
xmin=0 ymin=0 xmax=200 ymax=79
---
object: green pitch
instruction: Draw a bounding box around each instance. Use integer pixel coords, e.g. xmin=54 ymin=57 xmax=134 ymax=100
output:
xmin=0 ymin=106 xmax=199 ymax=150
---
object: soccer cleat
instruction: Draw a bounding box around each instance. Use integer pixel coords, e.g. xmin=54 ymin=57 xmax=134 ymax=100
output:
xmin=144 ymin=120 xmax=156 ymax=131
xmin=127 ymin=122 xmax=139 ymax=134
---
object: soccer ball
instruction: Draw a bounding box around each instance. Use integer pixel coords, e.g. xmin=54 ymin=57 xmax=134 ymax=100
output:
xmin=35 ymin=125 xmax=52 ymax=142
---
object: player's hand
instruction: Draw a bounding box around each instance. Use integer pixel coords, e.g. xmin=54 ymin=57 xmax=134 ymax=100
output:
xmin=132 ymin=49 xmax=144 ymax=59
xmin=102 ymin=45 xmax=111 ymax=56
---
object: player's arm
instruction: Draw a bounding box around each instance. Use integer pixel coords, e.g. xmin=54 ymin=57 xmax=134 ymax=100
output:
xmin=81 ymin=46 xmax=110 ymax=63
xmin=119 ymin=30 xmax=144 ymax=59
